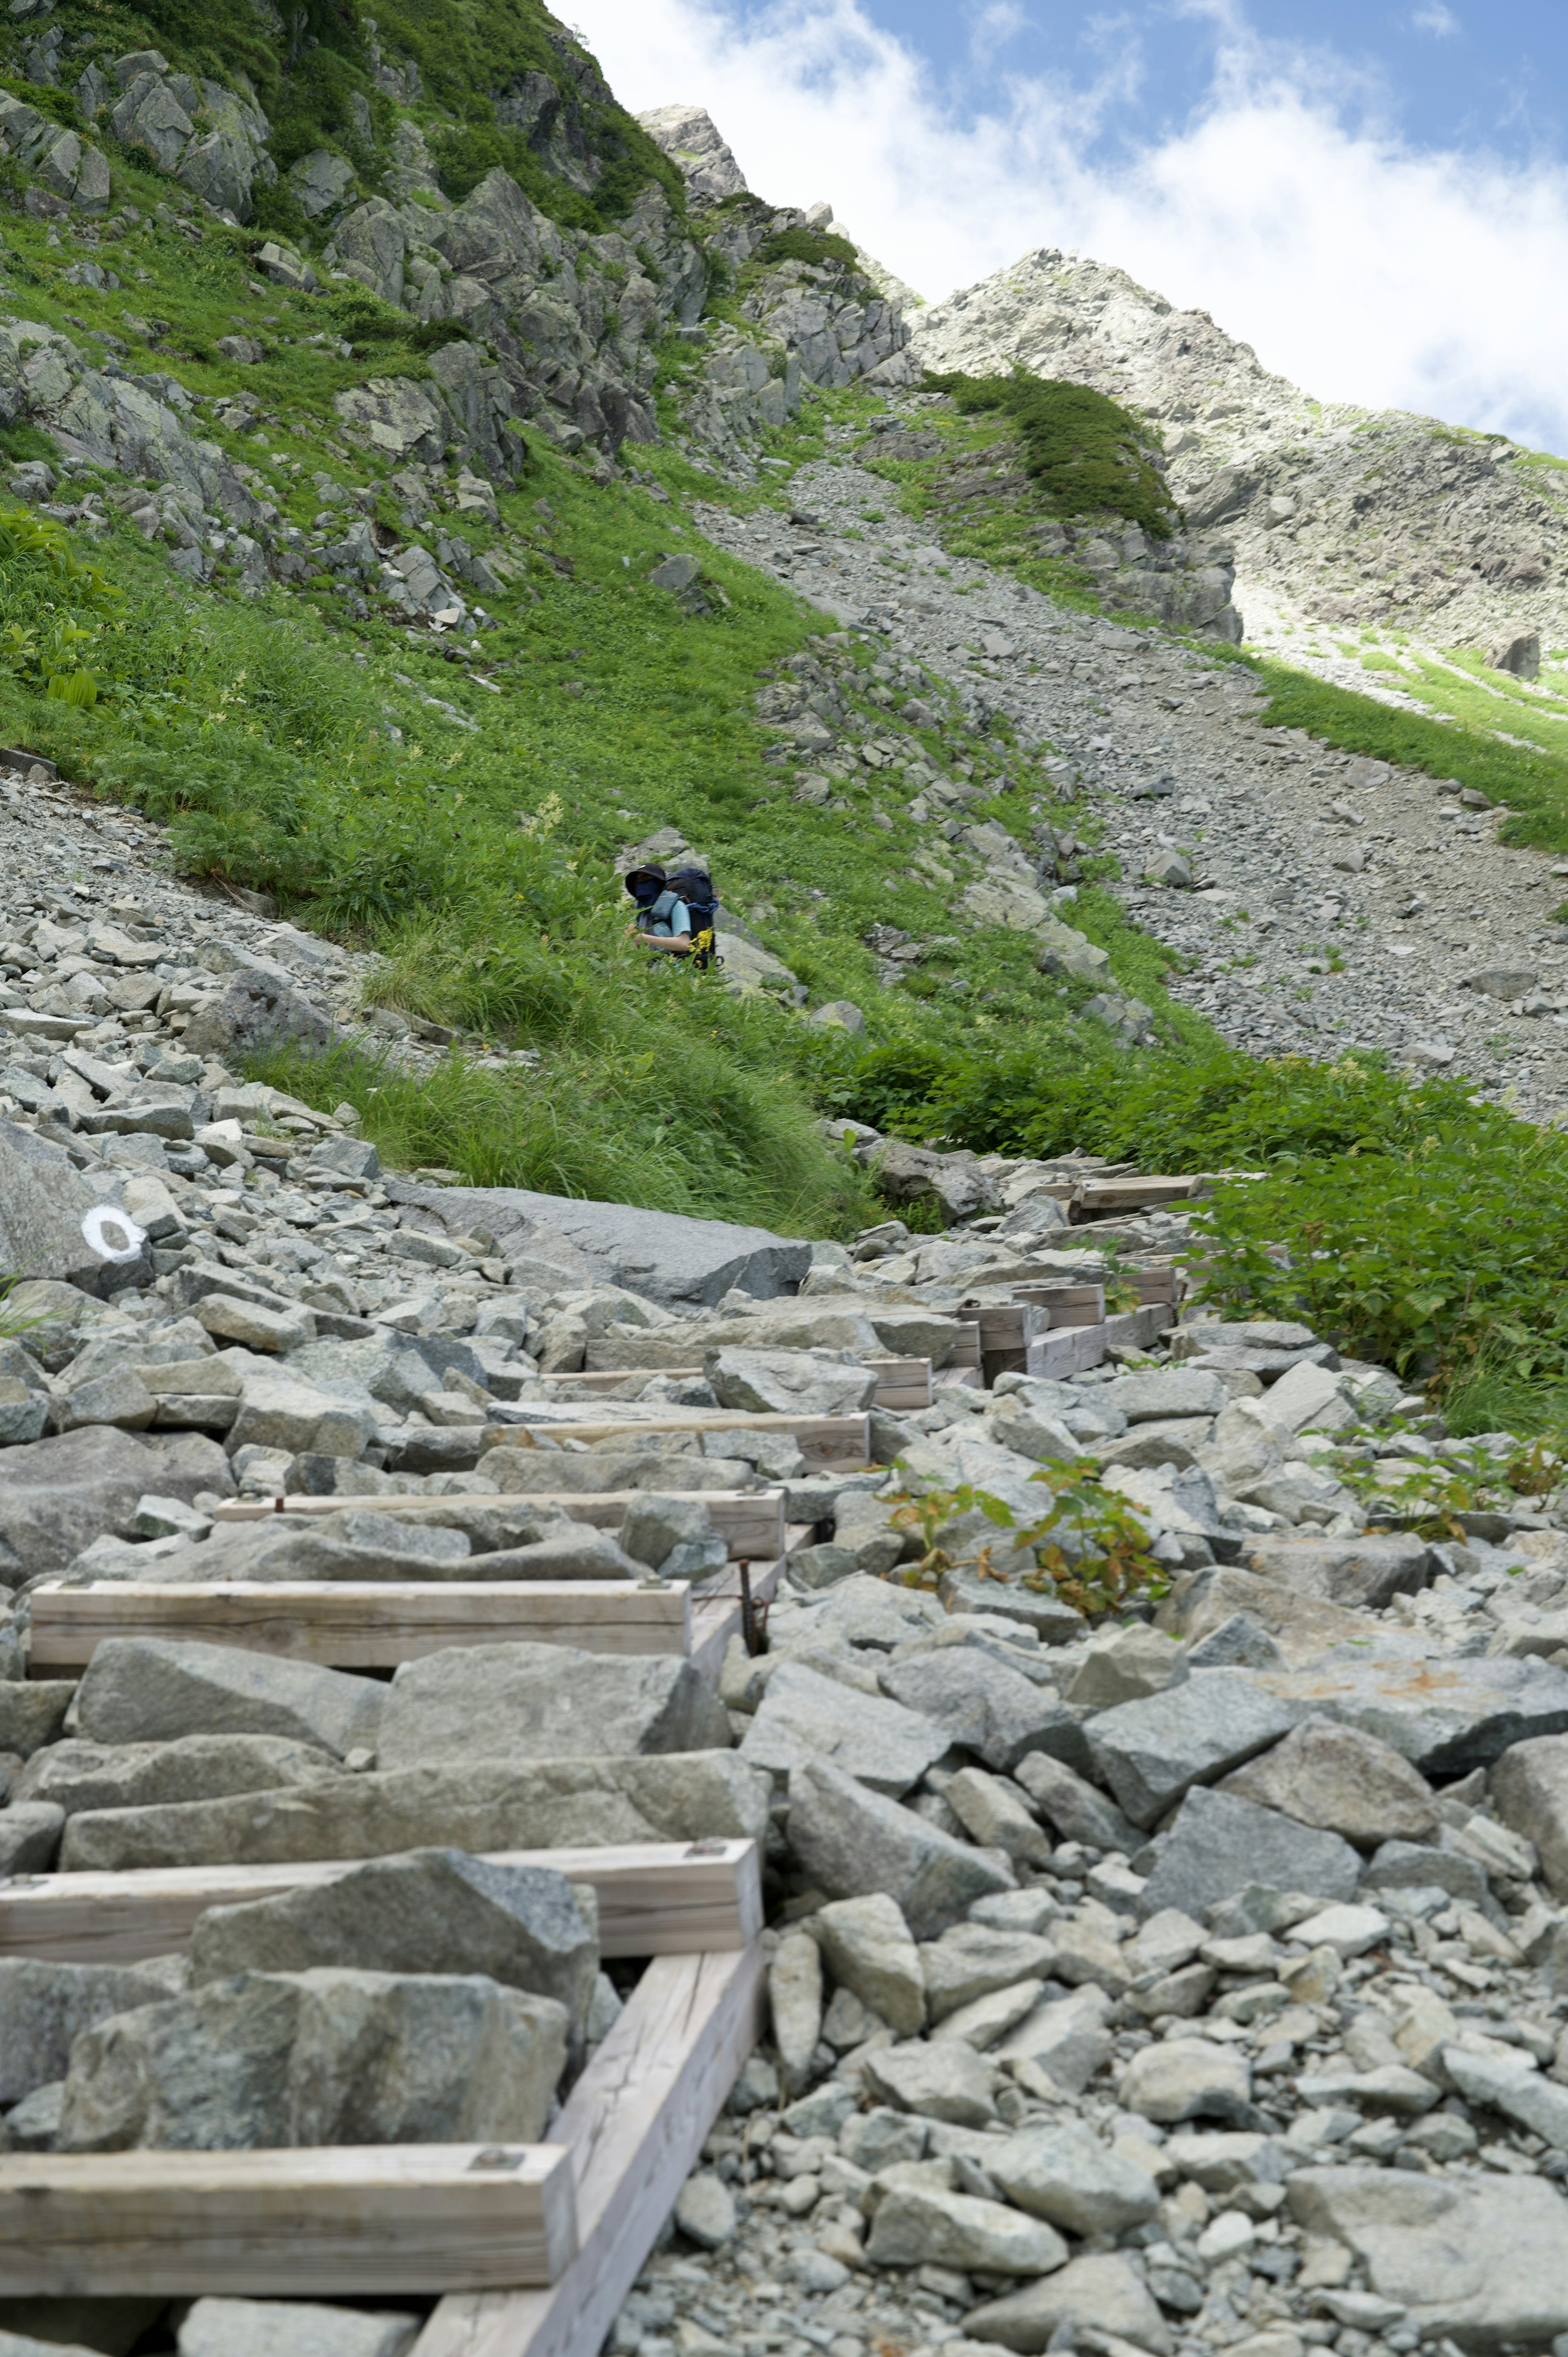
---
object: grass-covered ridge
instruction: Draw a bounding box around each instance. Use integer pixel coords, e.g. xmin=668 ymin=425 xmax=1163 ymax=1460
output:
xmin=923 ymin=369 xmax=1178 ymax=542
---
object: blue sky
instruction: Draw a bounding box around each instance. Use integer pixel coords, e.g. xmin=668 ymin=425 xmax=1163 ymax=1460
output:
xmin=574 ymin=0 xmax=1568 ymax=450
xmin=774 ymin=1 xmax=1568 ymax=167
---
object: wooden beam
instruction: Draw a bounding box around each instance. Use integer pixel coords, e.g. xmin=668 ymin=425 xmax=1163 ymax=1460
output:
xmin=0 ymin=1839 xmax=762 ymax=1967
xmin=207 ymin=1491 xmax=788 ymax=1561
xmin=0 ymin=2142 xmax=577 ymax=2297
xmin=27 ymin=1580 xmax=694 ymax=1674
xmin=481 ymin=1415 xmax=870 ymax=1470
xmin=537 ymin=1359 xmax=932 ymax=1413
xmin=411 ymin=1941 xmax=766 ymax=2357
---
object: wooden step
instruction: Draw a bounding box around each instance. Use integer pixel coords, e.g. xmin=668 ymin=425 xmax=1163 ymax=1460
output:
xmin=411 ymin=1942 xmax=765 ymax=2357
xmin=540 ymin=1358 xmax=933 ymax=1413
xmin=26 ymin=1578 xmax=696 ymax=1674
xmin=0 ymin=1837 xmax=763 ymax=1966
xmin=209 ymin=1489 xmax=787 ymax=1561
xmin=1013 ymin=1281 xmax=1105 ymax=1328
xmin=0 ymin=2142 xmax=578 ymax=2297
xmin=1073 ymin=1175 xmax=1196 ymax=1218
xmin=482 ymin=1414 xmax=870 ymax=1470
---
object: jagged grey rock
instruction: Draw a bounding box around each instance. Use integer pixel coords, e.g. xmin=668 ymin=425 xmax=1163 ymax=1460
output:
xmin=57 ymin=1968 xmax=569 ymax=2151
xmin=0 ymin=1116 xmax=153 ymax=1293
xmin=989 ymin=2118 xmax=1161 ymax=2234
xmin=1013 ymin=1750 xmax=1143 ymax=1852
xmin=1259 ymin=1654 xmax=1568 ymax=1774
xmin=1120 ymin=2036 xmax=1253 ymax=2125
xmin=862 ymin=2038 xmax=997 ymax=2126
xmin=187 ymin=1850 xmax=599 ymax=2039
xmin=1138 ymin=1787 xmax=1362 ymax=1919
xmin=919 ymin=1923 xmax=1060 ymax=2023
xmin=741 ymin=1661 xmax=949 ymax=1795
xmin=1218 ymin=1716 xmax=1437 ymax=1848
xmin=0 ymin=1956 xmax=184 ymax=2102
xmin=1085 ymin=1669 xmax=1299 ymax=1828
xmin=706 ymin=1346 xmax=877 ymax=1418
xmin=811 ymin=1893 xmax=926 ymax=2034
xmin=374 ymin=1642 xmax=730 ymax=1768
xmin=878 ymin=1650 xmax=1080 ymax=1773
xmin=1491 ymin=1734 xmax=1568 ymax=1896
xmin=865 ymin=2181 xmax=1067 ymax=2274
xmin=0 ymin=1426 xmax=232 ymax=1583
xmin=385 ymin=1181 xmax=811 ymax=1306
xmin=60 ymin=1753 xmax=769 ymax=1871
xmin=74 ymin=1638 xmax=383 ymax=1759
xmin=786 ymin=1755 xmax=1014 ymax=1938
xmin=14 ymin=1733 xmax=340 ymax=1816
xmin=964 ymin=2251 xmax=1173 ymax=2355
xmin=1236 ymin=1532 xmax=1432 ymax=1610
xmin=992 ymin=1986 xmax=1115 ymax=2096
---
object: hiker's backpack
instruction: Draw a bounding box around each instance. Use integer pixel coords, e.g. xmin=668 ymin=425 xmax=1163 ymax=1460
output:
xmin=667 ymin=864 xmax=720 ymax=970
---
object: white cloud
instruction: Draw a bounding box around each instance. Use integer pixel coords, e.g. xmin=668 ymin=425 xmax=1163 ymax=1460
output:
xmin=1411 ymin=4 xmax=1461 ymax=34
xmin=571 ymin=0 xmax=1568 ymax=452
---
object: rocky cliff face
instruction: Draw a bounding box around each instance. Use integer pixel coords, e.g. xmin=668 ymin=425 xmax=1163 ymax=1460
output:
xmin=912 ymin=247 xmax=1568 ymax=651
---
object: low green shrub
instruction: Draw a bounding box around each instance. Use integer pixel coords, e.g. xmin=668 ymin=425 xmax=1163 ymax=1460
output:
xmin=923 ymin=370 xmax=1178 ymax=540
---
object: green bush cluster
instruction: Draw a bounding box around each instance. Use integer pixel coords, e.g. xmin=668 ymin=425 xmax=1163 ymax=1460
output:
xmin=757 ymin=227 xmax=860 ymax=275
xmin=924 ymin=369 xmax=1178 ymax=541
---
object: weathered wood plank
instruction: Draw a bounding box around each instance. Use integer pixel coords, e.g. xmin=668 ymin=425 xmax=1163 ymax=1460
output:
xmin=208 ymin=1491 xmax=786 ymax=1560
xmin=411 ymin=1941 xmax=765 ymax=2357
xmin=537 ymin=1360 xmax=931 ymax=1412
xmin=0 ymin=1838 xmax=762 ymax=1966
xmin=484 ymin=1415 xmax=868 ymax=1470
xmin=0 ymin=2143 xmax=577 ymax=2297
xmin=27 ymin=1580 xmax=694 ymax=1673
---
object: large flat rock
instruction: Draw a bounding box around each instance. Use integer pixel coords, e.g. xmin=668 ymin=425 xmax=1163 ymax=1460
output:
xmin=1287 ymin=2166 xmax=1568 ymax=2347
xmin=0 ymin=1116 xmax=153 ymax=1294
xmin=1257 ymin=1652 xmax=1568 ymax=1774
xmin=384 ymin=1181 xmax=811 ymax=1307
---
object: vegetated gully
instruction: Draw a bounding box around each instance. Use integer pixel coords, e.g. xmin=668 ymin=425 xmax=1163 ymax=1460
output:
xmin=699 ymin=450 xmax=1568 ymax=1113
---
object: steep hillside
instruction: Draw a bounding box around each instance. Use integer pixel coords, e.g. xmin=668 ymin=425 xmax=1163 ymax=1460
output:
xmin=912 ymin=248 xmax=1568 ymax=661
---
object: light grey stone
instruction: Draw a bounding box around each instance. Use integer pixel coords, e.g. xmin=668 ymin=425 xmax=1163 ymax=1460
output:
xmin=187 ymin=1849 xmax=599 ymax=2040
xmin=1492 ymin=1734 xmax=1568 ymax=1897
xmin=989 ymin=2118 xmax=1161 ymax=2234
xmin=0 ymin=1681 xmax=74 ymax=1758
xmin=768 ymin=1929 xmax=822 ymax=2096
xmin=706 ymin=1346 xmax=877 ymax=1418
xmin=674 ymin=2171 xmax=737 ymax=2250
xmin=813 ymin=1892 xmax=926 ymax=2034
xmin=1441 ymin=2046 xmax=1568 ymax=2147
xmin=992 ymin=1985 xmax=1114 ymax=2095
xmin=1086 ymin=1670 xmax=1300 ymax=1828
xmin=1013 ymin=1751 xmax=1143 ymax=1852
xmin=0 ymin=1802 xmax=63 ymax=1873
xmin=1287 ymin=2166 xmax=1568 ymax=2347
xmin=1100 ymin=1370 xmax=1228 ymax=1423
xmin=920 ymin=1923 xmax=1059 ymax=2023
xmin=1238 ymin=1533 xmax=1431 ymax=1611
xmin=375 ymin=1642 xmax=731 ymax=1769
xmin=618 ymin=1493 xmax=726 ymax=1580
xmin=741 ymin=1660 xmax=949 ymax=1795
xmin=1218 ymin=1717 xmax=1437 ymax=1849
xmin=1066 ymin=1625 xmax=1186 ymax=1709
xmin=1138 ymin=1787 xmax=1361 ymax=1919
xmin=865 ymin=2181 xmax=1067 ymax=2273
xmin=60 ymin=1753 xmax=769 ymax=1871
xmin=1120 ymin=2036 xmax=1254 ymax=2125
xmin=786 ymin=1755 xmax=1015 ymax=1939
xmin=0 ymin=1957 xmax=183 ymax=2102
xmin=58 ymin=1968 xmax=569 ymax=2151
xmin=75 ymin=1638 xmax=383 ymax=1759
xmin=178 ymin=2299 xmax=419 ymax=2357
xmin=0 ymin=1426 xmax=232 ymax=1582
xmin=863 ymin=2038 xmax=998 ymax=2126
xmin=0 ymin=1115 xmax=152 ymax=1293
xmin=878 ymin=1651 xmax=1079 ymax=1773
xmin=965 ymin=2251 xmax=1173 ymax=2354
xmin=15 ymin=1733 xmax=339 ymax=1817
xmin=943 ymin=1766 xmax=1053 ymax=1864
xmin=228 ymin=1369 xmax=377 ymax=1460
xmin=1260 ymin=1654 xmax=1568 ymax=1775
xmin=385 ymin=1182 xmax=811 ymax=1308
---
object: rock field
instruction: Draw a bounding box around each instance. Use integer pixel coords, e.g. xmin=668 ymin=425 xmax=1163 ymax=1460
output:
xmin=694 ymin=427 xmax=1568 ymax=1116
xmin=10 ymin=729 xmax=1568 ymax=2354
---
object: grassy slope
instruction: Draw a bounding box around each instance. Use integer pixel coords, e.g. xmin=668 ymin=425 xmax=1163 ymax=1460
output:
xmin=11 ymin=47 xmax=1568 ymax=1413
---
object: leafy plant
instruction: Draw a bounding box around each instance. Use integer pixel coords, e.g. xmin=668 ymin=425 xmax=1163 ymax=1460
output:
xmin=757 ymin=227 xmax=859 ymax=274
xmin=886 ymin=1467 xmax=1166 ymax=1617
xmin=923 ymin=369 xmax=1178 ymax=541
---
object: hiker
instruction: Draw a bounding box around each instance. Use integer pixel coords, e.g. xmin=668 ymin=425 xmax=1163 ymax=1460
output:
xmin=624 ymin=863 xmax=693 ymax=956
xmin=624 ymin=862 xmax=720 ymax=968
